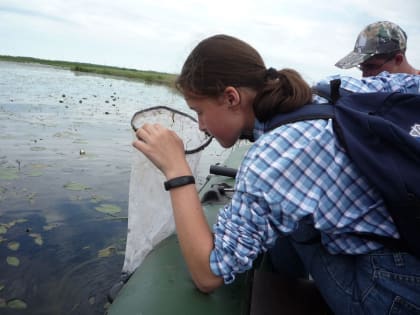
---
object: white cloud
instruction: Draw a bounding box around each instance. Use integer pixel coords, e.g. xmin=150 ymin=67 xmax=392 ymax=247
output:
xmin=0 ymin=0 xmax=419 ymax=81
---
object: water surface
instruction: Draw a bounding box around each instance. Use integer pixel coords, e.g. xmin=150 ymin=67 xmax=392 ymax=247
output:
xmin=0 ymin=61 xmax=227 ymax=314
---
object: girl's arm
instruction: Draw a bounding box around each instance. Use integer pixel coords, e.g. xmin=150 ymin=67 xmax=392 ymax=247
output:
xmin=169 ymin=182 xmax=223 ymax=292
xmin=132 ymin=123 xmax=223 ymax=292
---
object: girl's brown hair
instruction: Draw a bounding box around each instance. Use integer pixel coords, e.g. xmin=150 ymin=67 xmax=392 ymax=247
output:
xmin=176 ymin=34 xmax=312 ymax=122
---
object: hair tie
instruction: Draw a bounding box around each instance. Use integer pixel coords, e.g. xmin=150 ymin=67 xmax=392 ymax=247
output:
xmin=265 ymin=67 xmax=279 ymax=80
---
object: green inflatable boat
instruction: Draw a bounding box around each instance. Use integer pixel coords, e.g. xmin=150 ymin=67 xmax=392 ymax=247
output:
xmin=107 ymin=145 xmax=331 ymax=315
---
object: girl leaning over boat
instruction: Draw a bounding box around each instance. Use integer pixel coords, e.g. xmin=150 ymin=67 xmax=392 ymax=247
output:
xmin=132 ymin=34 xmax=420 ymax=315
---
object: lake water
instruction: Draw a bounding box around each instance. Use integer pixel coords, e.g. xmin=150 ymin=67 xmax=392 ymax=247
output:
xmin=0 ymin=61 xmax=230 ymax=314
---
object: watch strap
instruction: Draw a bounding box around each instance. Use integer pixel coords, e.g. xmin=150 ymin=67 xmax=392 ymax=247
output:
xmin=164 ymin=176 xmax=195 ymax=191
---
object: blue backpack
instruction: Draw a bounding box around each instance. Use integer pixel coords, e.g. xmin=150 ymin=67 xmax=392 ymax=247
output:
xmin=265 ymin=79 xmax=420 ymax=258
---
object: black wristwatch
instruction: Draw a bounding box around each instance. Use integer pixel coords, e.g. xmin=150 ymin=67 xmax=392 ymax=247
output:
xmin=164 ymin=176 xmax=195 ymax=191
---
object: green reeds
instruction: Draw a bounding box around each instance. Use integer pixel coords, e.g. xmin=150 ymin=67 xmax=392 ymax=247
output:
xmin=0 ymin=55 xmax=177 ymax=87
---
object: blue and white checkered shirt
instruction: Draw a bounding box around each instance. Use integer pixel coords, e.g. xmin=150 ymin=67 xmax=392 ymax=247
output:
xmin=210 ymin=72 xmax=420 ymax=284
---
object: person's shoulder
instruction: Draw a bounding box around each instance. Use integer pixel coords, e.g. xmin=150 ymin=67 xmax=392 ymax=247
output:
xmin=316 ymin=72 xmax=420 ymax=93
xmin=381 ymin=72 xmax=420 ymax=93
xmin=315 ymin=74 xmax=370 ymax=93
xmin=376 ymin=71 xmax=420 ymax=80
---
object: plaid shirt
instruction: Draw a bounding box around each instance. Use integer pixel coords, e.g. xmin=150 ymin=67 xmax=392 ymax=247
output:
xmin=210 ymin=72 xmax=420 ymax=284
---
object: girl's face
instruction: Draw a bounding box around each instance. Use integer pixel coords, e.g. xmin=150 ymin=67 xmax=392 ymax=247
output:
xmin=185 ymin=87 xmax=255 ymax=148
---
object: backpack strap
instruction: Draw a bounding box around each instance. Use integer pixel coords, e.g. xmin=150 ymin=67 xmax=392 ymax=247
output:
xmin=264 ymin=80 xmax=344 ymax=132
xmin=264 ymin=104 xmax=334 ymax=132
xmin=330 ymin=79 xmax=342 ymax=102
xmin=313 ymin=79 xmax=354 ymax=104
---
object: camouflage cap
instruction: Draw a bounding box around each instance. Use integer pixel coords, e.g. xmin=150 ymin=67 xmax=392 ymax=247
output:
xmin=335 ymin=21 xmax=407 ymax=69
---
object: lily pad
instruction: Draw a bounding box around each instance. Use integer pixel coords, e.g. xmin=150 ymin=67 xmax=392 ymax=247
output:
xmin=95 ymin=204 xmax=121 ymax=215
xmin=63 ymin=182 xmax=91 ymax=191
xmin=3 ymin=218 xmax=27 ymax=230
xmin=29 ymin=233 xmax=43 ymax=246
xmin=2 ymin=219 xmax=28 ymax=231
xmin=90 ymin=194 xmax=108 ymax=203
xmin=73 ymin=139 xmax=88 ymax=144
xmin=6 ymin=256 xmax=20 ymax=267
xmin=31 ymin=163 xmax=48 ymax=169
xmin=26 ymin=163 xmax=48 ymax=177
xmin=53 ymin=131 xmax=77 ymax=138
xmin=27 ymin=170 xmax=43 ymax=177
xmin=69 ymin=195 xmax=83 ymax=201
xmin=0 ymin=225 xmax=7 ymax=234
xmin=4 ymin=221 xmax=16 ymax=229
xmin=7 ymin=299 xmax=27 ymax=309
xmin=98 ymin=246 xmax=116 ymax=258
xmin=43 ymin=223 xmax=59 ymax=231
xmin=7 ymin=241 xmax=20 ymax=251
xmin=0 ymin=168 xmax=19 ymax=180
xmin=30 ymin=146 xmax=46 ymax=151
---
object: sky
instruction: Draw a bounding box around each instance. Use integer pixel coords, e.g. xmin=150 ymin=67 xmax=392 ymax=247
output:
xmin=1 ymin=0 xmax=420 ymax=83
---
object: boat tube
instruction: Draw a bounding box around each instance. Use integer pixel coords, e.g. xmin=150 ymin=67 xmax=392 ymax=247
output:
xmin=107 ymin=144 xmax=331 ymax=315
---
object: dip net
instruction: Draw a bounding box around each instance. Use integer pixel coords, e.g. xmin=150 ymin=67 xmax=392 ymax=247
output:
xmin=122 ymin=106 xmax=211 ymax=276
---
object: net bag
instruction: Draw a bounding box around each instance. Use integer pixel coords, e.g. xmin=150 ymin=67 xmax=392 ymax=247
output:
xmin=122 ymin=106 xmax=211 ymax=275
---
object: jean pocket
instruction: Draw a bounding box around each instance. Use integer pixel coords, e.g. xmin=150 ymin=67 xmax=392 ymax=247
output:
xmin=372 ymin=252 xmax=420 ymax=283
xmin=389 ymin=296 xmax=420 ymax=315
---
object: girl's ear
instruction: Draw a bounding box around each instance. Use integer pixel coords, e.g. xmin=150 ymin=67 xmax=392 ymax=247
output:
xmin=223 ymin=86 xmax=241 ymax=108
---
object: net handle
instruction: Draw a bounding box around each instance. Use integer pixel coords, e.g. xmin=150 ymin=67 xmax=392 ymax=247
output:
xmin=131 ymin=105 xmax=213 ymax=155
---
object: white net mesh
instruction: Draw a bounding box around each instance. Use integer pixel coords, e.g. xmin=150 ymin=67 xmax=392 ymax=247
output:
xmin=122 ymin=107 xmax=208 ymax=275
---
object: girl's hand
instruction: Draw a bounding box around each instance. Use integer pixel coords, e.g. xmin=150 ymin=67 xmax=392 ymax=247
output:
xmin=132 ymin=123 xmax=191 ymax=178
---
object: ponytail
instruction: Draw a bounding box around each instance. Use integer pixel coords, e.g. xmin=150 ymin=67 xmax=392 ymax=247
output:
xmin=253 ymin=68 xmax=312 ymax=122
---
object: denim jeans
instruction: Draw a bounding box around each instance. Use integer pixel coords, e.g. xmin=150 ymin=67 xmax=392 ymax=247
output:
xmin=269 ymin=221 xmax=420 ymax=314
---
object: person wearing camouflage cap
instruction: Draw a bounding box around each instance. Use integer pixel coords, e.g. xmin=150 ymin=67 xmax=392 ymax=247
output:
xmin=335 ymin=21 xmax=419 ymax=77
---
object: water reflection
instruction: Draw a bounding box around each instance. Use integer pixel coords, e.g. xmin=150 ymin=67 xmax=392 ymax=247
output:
xmin=0 ymin=208 xmax=125 ymax=314
xmin=0 ymin=61 xmax=190 ymax=314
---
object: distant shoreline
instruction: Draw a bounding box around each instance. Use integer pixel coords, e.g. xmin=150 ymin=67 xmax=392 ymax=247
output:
xmin=0 ymin=55 xmax=177 ymax=87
